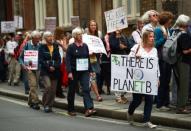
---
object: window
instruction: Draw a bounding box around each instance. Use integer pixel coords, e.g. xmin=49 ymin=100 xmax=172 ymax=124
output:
xmin=58 ymin=0 xmax=73 ymax=27
xmin=34 ymin=0 xmax=46 ymax=29
xmin=113 ymin=0 xmax=140 ymax=20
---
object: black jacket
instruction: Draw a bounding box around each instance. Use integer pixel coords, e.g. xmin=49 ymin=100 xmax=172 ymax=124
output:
xmin=39 ymin=43 xmax=61 ymax=78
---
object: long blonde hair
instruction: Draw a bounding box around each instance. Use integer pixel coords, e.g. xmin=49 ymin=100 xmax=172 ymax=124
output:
xmin=142 ymin=29 xmax=154 ymax=46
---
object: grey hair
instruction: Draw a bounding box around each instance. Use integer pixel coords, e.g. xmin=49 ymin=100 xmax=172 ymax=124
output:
xmin=31 ymin=30 xmax=41 ymax=38
xmin=43 ymin=31 xmax=53 ymax=39
xmin=172 ymin=14 xmax=190 ymax=29
xmin=72 ymin=27 xmax=84 ymax=38
xmin=141 ymin=10 xmax=159 ymax=24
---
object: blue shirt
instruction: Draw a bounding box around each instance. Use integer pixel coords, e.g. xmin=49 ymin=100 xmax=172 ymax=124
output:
xmin=19 ymin=40 xmax=40 ymax=66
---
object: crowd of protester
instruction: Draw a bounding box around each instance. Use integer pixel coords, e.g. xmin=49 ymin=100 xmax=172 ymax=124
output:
xmin=0 ymin=9 xmax=191 ymax=129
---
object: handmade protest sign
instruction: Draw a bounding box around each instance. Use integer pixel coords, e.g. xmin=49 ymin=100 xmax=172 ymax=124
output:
xmin=111 ymin=54 xmax=158 ymax=95
xmin=14 ymin=16 xmax=23 ymax=29
xmin=24 ymin=50 xmax=38 ymax=70
xmin=82 ymin=34 xmax=107 ymax=55
xmin=71 ymin=16 xmax=80 ymax=28
xmin=104 ymin=6 xmax=128 ymax=33
xmin=1 ymin=21 xmax=15 ymax=33
xmin=45 ymin=17 xmax=56 ymax=33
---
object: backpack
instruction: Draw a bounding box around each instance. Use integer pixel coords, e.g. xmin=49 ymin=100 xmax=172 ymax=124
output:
xmin=127 ymin=36 xmax=136 ymax=49
xmin=127 ymin=30 xmax=142 ymax=50
xmin=162 ymin=30 xmax=185 ymax=64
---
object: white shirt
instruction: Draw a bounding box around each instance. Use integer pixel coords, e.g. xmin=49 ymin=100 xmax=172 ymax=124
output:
xmin=142 ymin=23 xmax=156 ymax=34
xmin=130 ymin=44 xmax=157 ymax=57
xmin=132 ymin=29 xmax=142 ymax=44
xmin=5 ymin=40 xmax=18 ymax=54
xmin=129 ymin=44 xmax=160 ymax=77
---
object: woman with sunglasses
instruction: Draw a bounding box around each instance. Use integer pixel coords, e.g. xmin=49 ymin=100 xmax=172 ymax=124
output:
xmin=142 ymin=10 xmax=159 ymax=33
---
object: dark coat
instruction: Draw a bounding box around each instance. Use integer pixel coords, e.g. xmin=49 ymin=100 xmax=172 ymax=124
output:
xmin=38 ymin=43 xmax=61 ymax=78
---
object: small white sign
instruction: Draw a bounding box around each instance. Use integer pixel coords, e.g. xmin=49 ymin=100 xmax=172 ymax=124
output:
xmin=71 ymin=16 xmax=80 ymax=28
xmin=24 ymin=50 xmax=38 ymax=70
xmin=82 ymin=34 xmax=107 ymax=55
xmin=45 ymin=17 xmax=56 ymax=33
xmin=14 ymin=16 xmax=23 ymax=29
xmin=1 ymin=21 xmax=16 ymax=33
xmin=104 ymin=7 xmax=128 ymax=33
xmin=76 ymin=58 xmax=88 ymax=71
xmin=111 ymin=54 xmax=158 ymax=95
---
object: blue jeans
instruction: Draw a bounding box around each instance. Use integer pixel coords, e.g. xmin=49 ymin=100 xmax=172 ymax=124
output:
xmin=67 ymin=71 xmax=93 ymax=112
xmin=128 ymin=93 xmax=153 ymax=122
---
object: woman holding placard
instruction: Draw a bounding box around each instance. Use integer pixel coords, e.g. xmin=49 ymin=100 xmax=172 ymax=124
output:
xmin=127 ymin=29 xmax=159 ymax=129
xmin=85 ymin=20 xmax=103 ymax=102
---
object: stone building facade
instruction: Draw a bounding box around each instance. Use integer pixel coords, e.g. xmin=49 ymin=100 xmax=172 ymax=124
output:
xmin=0 ymin=0 xmax=191 ymax=34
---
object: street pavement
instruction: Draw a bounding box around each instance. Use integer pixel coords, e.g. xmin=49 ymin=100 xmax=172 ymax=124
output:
xmin=0 ymin=82 xmax=191 ymax=129
xmin=0 ymin=98 xmax=147 ymax=131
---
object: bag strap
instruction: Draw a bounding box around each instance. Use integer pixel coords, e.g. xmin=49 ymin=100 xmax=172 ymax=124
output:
xmin=136 ymin=30 xmax=142 ymax=38
xmin=135 ymin=44 xmax=140 ymax=55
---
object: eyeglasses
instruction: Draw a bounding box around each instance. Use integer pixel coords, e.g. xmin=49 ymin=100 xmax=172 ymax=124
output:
xmin=152 ymin=14 xmax=158 ymax=17
xmin=76 ymin=33 xmax=82 ymax=35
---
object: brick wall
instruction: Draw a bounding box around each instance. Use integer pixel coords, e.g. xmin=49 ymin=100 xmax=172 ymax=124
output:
xmin=140 ymin=0 xmax=156 ymax=15
xmin=162 ymin=0 xmax=178 ymax=18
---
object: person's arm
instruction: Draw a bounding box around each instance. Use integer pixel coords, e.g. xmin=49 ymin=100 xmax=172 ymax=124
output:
xmin=18 ymin=44 xmax=26 ymax=67
xmin=183 ymin=48 xmax=191 ymax=54
xmin=154 ymin=28 xmax=166 ymax=48
xmin=53 ymin=44 xmax=61 ymax=69
xmin=65 ymin=44 xmax=72 ymax=73
xmin=129 ymin=44 xmax=139 ymax=56
xmin=109 ymin=33 xmax=120 ymax=50
xmin=87 ymin=45 xmax=93 ymax=73
xmin=38 ymin=45 xmax=49 ymax=70
xmin=58 ymin=38 xmax=68 ymax=52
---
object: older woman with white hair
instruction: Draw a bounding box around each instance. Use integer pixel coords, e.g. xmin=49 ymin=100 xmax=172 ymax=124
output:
xmin=39 ymin=31 xmax=61 ymax=113
xmin=142 ymin=10 xmax=159 ymax=33
xmin=171 ymin=14 xmax=191 ymax=114
xmin=66 ymin=27 xmax=96 ymax=117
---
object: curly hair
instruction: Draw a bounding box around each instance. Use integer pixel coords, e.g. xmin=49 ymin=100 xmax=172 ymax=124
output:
xmin=158 ymin=11 xmax=174 ymax=25
xmin=54 ymin=26 xmax=65 ymax=40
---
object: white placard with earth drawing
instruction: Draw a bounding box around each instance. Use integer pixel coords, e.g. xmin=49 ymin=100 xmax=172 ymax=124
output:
xmin=111 ymin=54 xmax=158 ymax=95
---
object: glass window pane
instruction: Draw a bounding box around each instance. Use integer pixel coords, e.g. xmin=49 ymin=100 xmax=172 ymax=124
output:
xmin=118 ymin=0 xmax=122 ymax=7
xmin=127 ymin=0 xmax=131 ymax=15
xmin=136 ymin=0 xmax=140 ymax=13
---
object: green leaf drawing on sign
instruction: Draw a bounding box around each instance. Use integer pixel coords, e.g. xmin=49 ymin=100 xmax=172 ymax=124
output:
xmin=112 ymin=56 xmax=120 ymax=65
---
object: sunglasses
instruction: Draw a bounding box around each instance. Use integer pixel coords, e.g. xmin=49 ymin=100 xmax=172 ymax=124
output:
xmin=151 ymin=14 xmax=158 ymax=17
